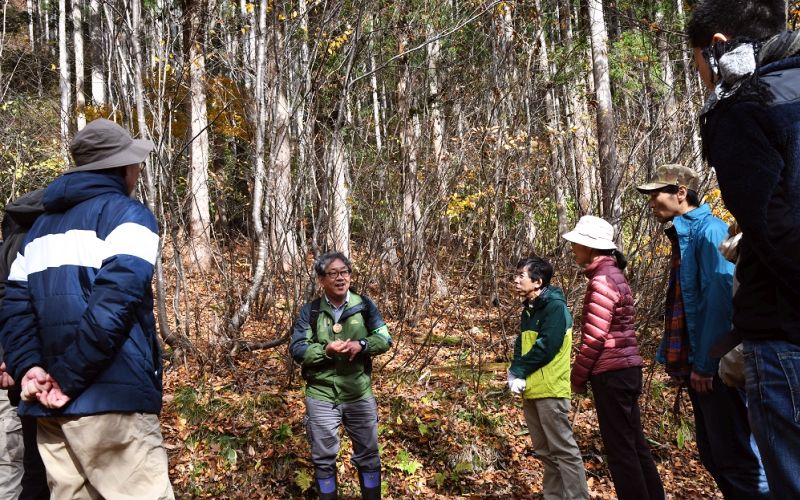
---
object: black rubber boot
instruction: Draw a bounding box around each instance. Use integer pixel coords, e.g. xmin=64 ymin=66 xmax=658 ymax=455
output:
xmin=315 ymin=475 xmax=337 ymax=500
xmin=358 ymin=469 xmax=381 ymax=500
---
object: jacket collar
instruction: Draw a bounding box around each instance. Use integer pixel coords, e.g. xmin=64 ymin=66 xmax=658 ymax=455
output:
xmin=43 ymin=171 xmax=128 ymax=214
xmin=671 ymin=204 xmax=711 ymax=236
xmin=583 ymin=255 xmax=617 ymax=277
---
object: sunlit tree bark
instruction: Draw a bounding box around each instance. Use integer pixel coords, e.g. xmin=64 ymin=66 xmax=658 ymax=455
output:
xmin=89 ymin=0 xmax=104 ymax=106
xmin=184 ymin=0 xmax=214 ymax=270
xmin=587 ymin=0 xmax=621 ymax=234
xmin=58 ymin=0 xmax=70 ymax=158
xmin=228 ymin=0 xmax=268 ymax=334
xmin=267 ymin=27 xmax=299 ymax=270
xmin=327 ymin=130 xmax=351 ymax=256
xmin=535 ymin=0 xmax=568 ymax=236
xmin=398 ymin=30 xmax=422 ymax=280
xmin=73 ymin=0 xmax=85 ymax=130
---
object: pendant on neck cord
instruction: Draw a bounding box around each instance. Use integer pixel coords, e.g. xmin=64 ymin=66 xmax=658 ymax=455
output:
xmin=333 ymin=323 xmax=343 ymax=334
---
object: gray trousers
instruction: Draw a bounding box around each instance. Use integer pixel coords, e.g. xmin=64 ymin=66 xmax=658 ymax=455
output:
xmin=305 ymin=396 xmax=380 ymax=478
xmin=522 ymin=397 xmax=589 ymax=500
xmin=0 ymin=392 xmax=24 ymax=499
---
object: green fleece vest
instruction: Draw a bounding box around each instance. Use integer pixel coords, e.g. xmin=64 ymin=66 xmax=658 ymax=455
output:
xmin=521 ymin=328 xmax=572 ymax=399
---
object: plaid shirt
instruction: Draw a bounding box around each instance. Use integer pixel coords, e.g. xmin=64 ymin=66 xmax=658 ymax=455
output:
xmin=664 ymin=225 xmax=692 ymax=381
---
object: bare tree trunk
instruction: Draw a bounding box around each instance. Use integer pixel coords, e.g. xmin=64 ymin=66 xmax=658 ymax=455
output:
xmin=72 ymin=0 xmax=85 ymax=129
xmin=129 ymin=0 xmax=153 ymax=207
xmin=587 ymin=0 xmax=621 ymax=233
xmin=656 ymin=9 xmax=677 ymax=161
xmin=559 ymin=0 xmax=593 ymax=214
xmin=0 ymin=1 xmax=6 ymax=91
xmin=398 ymin=31 xmax=423 ymax=292
xmin=267 ymin=28 xmax=298 ymax=270
xmin=184 ymin=0 xmax=214 ymax=270
xmin=369 ymin=14 xmax=382 ymax=153
xmin=488 ymin=2 xmax=514 ymax=275
xmin=89 ymin=0 xmax=104 ymax=106
xmin=426 ymin=24 xmax=446 ymax=200
xmin=45 ymin=0 xmax=51 ymax=49
xmin=58 ymin=0 xmax=70 ymax=158
xmin=26 ymin=0 xmax=35 ymax=51
xmin=228 ymin=0 xmax=268 ymax=334
xmin=535 ymin=0 xmax=568 ymax=236
xmin=239 ymin=0 xmax=255 ymax=89
xmin=676 ymin=0 xmax=702 ymax=171
xmin=327 ymin=130 xmax=351 ymax=256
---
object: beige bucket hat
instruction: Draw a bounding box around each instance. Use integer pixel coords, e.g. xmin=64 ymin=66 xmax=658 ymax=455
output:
xmin=562 ymin=215 xmax=617 ymax=250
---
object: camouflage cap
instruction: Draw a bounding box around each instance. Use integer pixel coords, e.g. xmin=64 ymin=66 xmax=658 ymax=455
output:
xmin=636 ymin=164 xmax=699 ymax=193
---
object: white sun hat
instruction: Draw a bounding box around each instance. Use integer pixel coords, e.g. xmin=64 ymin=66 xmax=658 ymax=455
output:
xmin=562 ymin=215 xmax=617 ymax=250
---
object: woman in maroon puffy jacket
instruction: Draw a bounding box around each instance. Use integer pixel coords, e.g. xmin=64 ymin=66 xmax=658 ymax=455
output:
xmin=563 ymin=216 xmax=664 ymax=500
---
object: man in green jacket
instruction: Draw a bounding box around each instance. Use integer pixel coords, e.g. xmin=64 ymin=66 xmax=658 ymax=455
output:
xmin=290 ymin=251 xmax=392 ymax=500
xmin=508 ymin=256 xmax=589 ymax=500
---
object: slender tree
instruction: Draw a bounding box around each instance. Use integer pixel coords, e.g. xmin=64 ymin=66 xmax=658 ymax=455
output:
xmin=267 ymin=25 xmax=299 ymax=270
xmin=183 ymin=0 xmax=214 ymax=270
xmin=58 ymin=0 xmax=70 ymax=158
xmin=89 ymin=0 xmax=104 ymax=106
xmin=73 ymin=0 xmax=86 ymax=130
xmin=586 ymin=0 xmax=621 ymax=234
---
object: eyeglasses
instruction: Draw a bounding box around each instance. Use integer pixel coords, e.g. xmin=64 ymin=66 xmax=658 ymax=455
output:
xmin=325 ymin=269 xmax=351 ymax=279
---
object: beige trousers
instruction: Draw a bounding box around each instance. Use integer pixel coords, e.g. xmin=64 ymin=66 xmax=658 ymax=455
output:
xmin=37 ymin=413 xmax=174 ymax=500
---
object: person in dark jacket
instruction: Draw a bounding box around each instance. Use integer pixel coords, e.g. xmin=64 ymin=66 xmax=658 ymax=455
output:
xmin=0 ymin=119 xmax=173 ymax=499
xmin=0 ymin=189 xmax=49 ymax=500
xmin=688 ymin=1 xmax=800 ymax=495
xmin=290 ymin=251 xmax=392 ymax=500
xmin=638 ymin=164 xmax=768 ymax=498
xmin=563 ymin=216 xmax=663 ymax=500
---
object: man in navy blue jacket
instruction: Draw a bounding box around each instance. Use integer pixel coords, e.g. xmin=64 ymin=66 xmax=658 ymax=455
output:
xmin=0 ymin=119 xmax=173 ymax=498
xmin=689 ymin=1 xmax=800 ymax=496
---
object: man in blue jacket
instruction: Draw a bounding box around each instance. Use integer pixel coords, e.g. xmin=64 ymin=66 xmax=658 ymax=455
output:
xmin=637 ymin=164 xmax=768 ymax=498
xmin=688 ymin=1 xmax=800 ymax=496
xmin=0 ymin=119 xmax=173 ymax=498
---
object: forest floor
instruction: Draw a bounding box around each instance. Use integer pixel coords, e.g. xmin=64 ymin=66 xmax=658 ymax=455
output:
xmin=158 ymin=283 xmax=721 ymax=499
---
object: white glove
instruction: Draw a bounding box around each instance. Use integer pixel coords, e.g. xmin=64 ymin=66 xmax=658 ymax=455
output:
xmin=507 ymin=371 xmax=526 ymax=394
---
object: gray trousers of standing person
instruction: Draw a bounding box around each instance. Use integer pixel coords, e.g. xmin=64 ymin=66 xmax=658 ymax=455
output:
xmin=523 ymin=397 xmax=590 ymax=500
xmin=0 ymin=391 xmax=24 ymax=499
xmin=305 ymin=396 xmax=380 ymax=478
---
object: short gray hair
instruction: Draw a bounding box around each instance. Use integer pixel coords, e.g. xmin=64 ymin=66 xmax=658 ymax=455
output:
xmin=314 ymin=251 xmax=352 ymax=277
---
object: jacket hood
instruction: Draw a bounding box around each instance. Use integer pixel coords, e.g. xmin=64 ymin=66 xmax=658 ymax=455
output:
xmin=4 ymin=189 xmax=45 ymax=230
xmin=43 ymin=172 xmax=128 ymax=213
xmin=527 ymin=286 xmax=566 ymax=309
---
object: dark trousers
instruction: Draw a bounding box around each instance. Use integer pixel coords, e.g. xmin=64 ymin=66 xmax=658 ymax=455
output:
xmin=688 ymin=373 xmax=769 ymax=499
xmin=20 ymin=416 xmax=49 ymax=500
xmin=590 ymin=367 xmax=664 ymax=500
